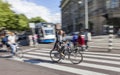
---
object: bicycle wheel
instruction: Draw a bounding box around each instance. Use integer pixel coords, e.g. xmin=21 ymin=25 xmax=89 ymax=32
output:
xmin=15 ymin=48 xmax=23 ymax=58
xmin=50 ymin=49 xmax=61 ymax=62
xmin=69 ymin=49 xmax=83 ymax=64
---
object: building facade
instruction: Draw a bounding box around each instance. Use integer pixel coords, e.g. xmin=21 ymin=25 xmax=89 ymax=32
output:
xmin=60 ymin=0 xmax=120 ymax=34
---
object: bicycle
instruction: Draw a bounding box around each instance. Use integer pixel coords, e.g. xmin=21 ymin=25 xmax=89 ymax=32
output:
xmin=12 ymin=42 xmax=23 ymax=58
xmin=69 ymin=46 xmax=83 ymax=64
xmin=50 ymin=42 xmax=62 ymax=62
xmin=50 ymin=41 xmax=83 ymax=64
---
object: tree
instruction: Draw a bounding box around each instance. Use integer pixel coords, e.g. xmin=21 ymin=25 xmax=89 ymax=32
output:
xmin=17 ymin=14 xmax=29 ymax=30
xmin=0 ymin=0 xmax=14 ymax=28
xmin=0 ymin=0 xmax=46 ymax=31
xmin=0 ymin=0 xmax=29 ymax=31
xmin=29 ymin=17 xmax=46 ymax=23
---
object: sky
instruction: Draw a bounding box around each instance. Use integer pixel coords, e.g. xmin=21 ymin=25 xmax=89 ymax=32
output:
xmin=4 ymin=0 xmax=61 ymax=23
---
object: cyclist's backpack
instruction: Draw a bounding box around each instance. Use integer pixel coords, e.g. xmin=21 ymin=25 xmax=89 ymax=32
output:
xmin=2 ymin=36 xmax=8 ymax=43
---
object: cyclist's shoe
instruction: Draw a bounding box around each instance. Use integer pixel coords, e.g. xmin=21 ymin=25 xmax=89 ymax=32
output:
xmin=61 ymin=55 xmax=65 ymax=60
xmin=61 ymin=52 xmax=65 ymax=56
xmin=61 ymin=53 xmax=65 ymax=59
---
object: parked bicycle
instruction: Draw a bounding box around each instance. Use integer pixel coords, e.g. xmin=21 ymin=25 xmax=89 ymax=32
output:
xmin=50 ymin=41 xmax=83 ymax=64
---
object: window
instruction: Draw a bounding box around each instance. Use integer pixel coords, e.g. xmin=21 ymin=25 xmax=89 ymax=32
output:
xmin=39 ymin=29 xmax=44 ymax=37
xmin=106 ymin=0 xmax=111 ymax=9
xmin=111 ymin=0 xmax=119 ymax=8
xmin=45 ymin=30 xmax=54 ymax=35
xmin=106 ymin=0 xmax=119 ymax=9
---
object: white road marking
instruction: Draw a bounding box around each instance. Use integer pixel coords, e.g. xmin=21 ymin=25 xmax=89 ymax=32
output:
xmin=27 ymin=51 xmax=120 ymax=65
xmin=35 ymin=49 xmax=120 ymax=57
xmin=22 ymin=53 xmax=120 ymax=72
xmin=84 ymin=52 xmax=120 ymax=57
xmin=10 ymin=48 xmax=120 ymax=75
xmin=32 ymin=49 xmax=120 ymax=60
xmin=84 ymin=54 xmax=120 ymax=60
xmin=11 ymin=56 xmax=107 ymax=75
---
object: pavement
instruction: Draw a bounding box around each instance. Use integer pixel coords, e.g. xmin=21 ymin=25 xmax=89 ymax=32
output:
xmin=88 ymin=35 xmax=120 ymax=50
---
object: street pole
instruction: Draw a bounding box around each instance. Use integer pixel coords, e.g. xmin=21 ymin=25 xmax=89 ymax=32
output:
xmin=72 ymin=12 xmax=76 ymax=32
xmin=108 ymin=25 xmax=113 ymax=52
xmin=85 ymin=0 xmax=89 ymax=29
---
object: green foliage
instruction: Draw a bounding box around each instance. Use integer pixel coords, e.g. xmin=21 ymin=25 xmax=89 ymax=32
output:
xmin=0 ymin=0 xmax=29 ymax=31
xmin=29 ymin=17 xmax=47 ymax=23
xmin=0 ymin=0 xmax=14 ymax=27
xmin=17 ymin=14 xmax=29 ymax=30
xmin=0 ymin=0 xmax=46 ymax=31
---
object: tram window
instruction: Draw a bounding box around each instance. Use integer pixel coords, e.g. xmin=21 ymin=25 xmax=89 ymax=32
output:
xmin=45 ymin=30 xmax=54 ymax=35
xmin=39 ymin=29 xmax=43 ymax=37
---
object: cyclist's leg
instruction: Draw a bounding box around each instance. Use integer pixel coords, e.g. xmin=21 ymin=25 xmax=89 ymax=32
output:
xmin=10 ymin=44 xmax=17 ymax=55
xmin=53 ymin=41 xmax=57 ymax=49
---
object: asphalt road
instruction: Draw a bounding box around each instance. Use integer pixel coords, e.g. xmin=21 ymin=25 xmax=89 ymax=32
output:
xmin=0 ymin=58 xmax=73 ymax=75
xmin=0 ymin=43 xmax=73 ymax=75
xmin=0 ymin=42 xmax=120 ymax=75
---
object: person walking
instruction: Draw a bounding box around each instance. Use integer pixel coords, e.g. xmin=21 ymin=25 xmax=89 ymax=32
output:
xmin=84 ymin=29 xmax=91 ymax=50
xmin=72 ymin=32 xmax=78 ymax=47
xmin=77 ymin=32 xmax=85 ymax=51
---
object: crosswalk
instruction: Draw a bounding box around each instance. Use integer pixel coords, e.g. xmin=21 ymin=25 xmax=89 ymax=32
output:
xmin=10 ymin=48 xmax=120 ymax=75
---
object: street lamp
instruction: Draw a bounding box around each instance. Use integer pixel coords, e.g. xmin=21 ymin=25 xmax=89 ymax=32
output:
xmin=71 ymin=11 xmax=76 ymax=32
xmin=78 ymin=0 xmax=89 ymax=29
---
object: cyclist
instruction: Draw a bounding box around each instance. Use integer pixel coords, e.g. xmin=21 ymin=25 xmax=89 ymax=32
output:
xmin=7 ymin=32 xmax=17 ymax=55
xmin=53 ymin=29 xmax=65 ymax=49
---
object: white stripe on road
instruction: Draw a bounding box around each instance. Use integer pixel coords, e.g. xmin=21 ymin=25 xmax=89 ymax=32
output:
xmin=36 ymin=62 xmax=107 ymax=75
xmin=41 ymin=48 xmax=51 ymax=50
xmin=27 ymin=51 xmax=120 ymax=65
xmin=23 ymin=53 xmax=120 ymax=72
xmin=12 ymin=56 xmax=107 ymax=75
xmin=84 ymin=54 xmax=120 ymax=60
xmin=35 ymin=49 xmax=120 ymax=57
xmin=34 ymin=50 xmax=50 ymax=53
xmin=33 ymin=49 xmax=120 ymax=60
xmin=84 ymin=52 xmax=120 ymax=57
xmin=22 ymin=48 xmax=37 ymax=52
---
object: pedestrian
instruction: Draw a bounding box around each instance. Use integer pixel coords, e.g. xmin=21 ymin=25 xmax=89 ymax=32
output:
xmin=28 ymin=35 xmax=33 ymax=46
xmin=84 ymin=29 xmax=92 ymax=50
xmin=32 ymin=34 xmax=38 ymax=46
xmin=72 ymin=32 xmax=78 ymax=47
xmin=77 ymin=32 xmax=85 ymax=51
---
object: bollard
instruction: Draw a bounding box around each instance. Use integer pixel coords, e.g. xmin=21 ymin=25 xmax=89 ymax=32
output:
xmin=108 ymin=25 xmax=113 ymax=52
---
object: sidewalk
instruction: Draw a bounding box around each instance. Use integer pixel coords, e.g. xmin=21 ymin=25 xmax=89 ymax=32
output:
xmin=88 ymin=35 xmax=120 ymax=50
